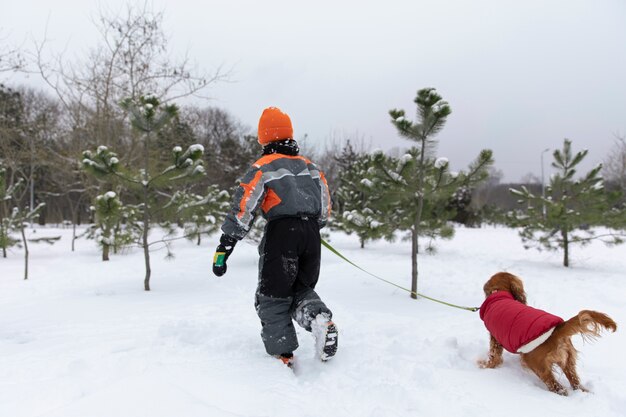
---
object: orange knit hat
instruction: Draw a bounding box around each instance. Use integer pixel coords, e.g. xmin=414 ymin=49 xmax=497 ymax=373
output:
xmin=257 ymin=107 xmax=293 ymax=145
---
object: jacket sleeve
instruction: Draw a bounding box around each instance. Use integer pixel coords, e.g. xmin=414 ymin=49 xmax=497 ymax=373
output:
xmin=308 ymin=161 xmax=332 ymax=228
xmin=221 ymin=164 xmax=266 ymax=240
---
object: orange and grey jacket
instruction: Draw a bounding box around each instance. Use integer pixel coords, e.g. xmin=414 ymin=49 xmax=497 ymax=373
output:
xmin=221 ymin=153 xmax=331 ymax=240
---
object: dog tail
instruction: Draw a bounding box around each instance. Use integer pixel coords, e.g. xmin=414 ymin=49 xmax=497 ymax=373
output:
xmin=553 ymin=310 xmax=617 ymax=342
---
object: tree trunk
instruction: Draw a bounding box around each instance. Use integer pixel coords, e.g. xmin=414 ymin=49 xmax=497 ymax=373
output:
xmin=197 ymin=232 xmax=201 ymax=246
xmin=409 ymin=137 xmax=428 ymax=299
xmin=561 ymin=228 xmax=569 ymax=267
xmin=411 ymin=226 xmax=418 ymax=299
xmin=142 ymin=192 xmax=151 ymax=291
xmin=102 ymin=243 xmax=110 ymax=261
xmin=20 ymin=225 xmax=29 ymax=280
xmin=72 ymin=221 xmax=77 ymax=252
xmin=142 ymin=132 xmax=152 ymax=291
xmin=66 ymin=194 xmax=77 ymax=251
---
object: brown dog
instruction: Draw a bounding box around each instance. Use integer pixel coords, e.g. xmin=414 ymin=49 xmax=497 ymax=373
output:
xmin=478 ymin=272 xmax=617 ymax=395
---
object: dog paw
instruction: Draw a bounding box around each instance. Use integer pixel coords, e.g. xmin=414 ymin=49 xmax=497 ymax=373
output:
xmin=478 ymin=359 xmax=500 ymax=369
xmin=550 ymin=386 xmax=569 ymax=396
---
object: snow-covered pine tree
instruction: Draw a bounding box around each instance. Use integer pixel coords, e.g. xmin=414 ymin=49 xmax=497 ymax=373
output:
xmin=509 ymin=139 xmax=624 ymax=267
xmin=82 ymin=96 xmax=206 ymax=290
xmin=88 ymin=191 xmax=139 ymax=261
xmin=388 ymin=88 xmax=493 ymax=298
xmin=333 ymin=144 xmax=390 ymax=248
xmin=171 ymin=185 xmax=230 ymax=245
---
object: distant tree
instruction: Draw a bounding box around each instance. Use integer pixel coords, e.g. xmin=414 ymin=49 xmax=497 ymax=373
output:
xmin=0 ymin=170 xmax=45 ymax=278
xmin=82 ymin=96 xmax=206 ymax=290
xmin=604 ymin=134 xmax=626 ymax=193
xmin=88 ymin=191 xmax=137 ymax=261
xmin=0 ymin=162 xmax=21 ymax=257
xmin=509 ymin=139 xmax=624 ymax=267
xmin=0 ymin=29 xmax=24 ymax=72
xmin=332 ymin=143 xmax=390 ymax=248
xmin=33 ymin=3 xmax=226 ymax=150
xmin=471 ymin=167 xmax=503 ymax=222
xmin=211 ymin=134 xmax=259 ymax=191
xmin=11 ymin=198 xmax=46 ymax=280
xmin=447 ymin=185 xmax=476 ymax=226
xmin=173 ymin=186 xmax=230 ymax=245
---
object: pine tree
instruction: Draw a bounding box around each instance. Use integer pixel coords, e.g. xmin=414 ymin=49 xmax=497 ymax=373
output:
xmin=88 ymin=191 xmax=139 ymax=261
xmin=388 ymin=88 xmax=493 ymax=298
xmin=509 ymin=139 xmax=624 ymax=267
xmin=83 ymin=96 xmax=206 ymax=290
xmin=172 ymin=186 xmax=231 ymax=245
xmin=333 ymin=145 xmax=390 ymax=248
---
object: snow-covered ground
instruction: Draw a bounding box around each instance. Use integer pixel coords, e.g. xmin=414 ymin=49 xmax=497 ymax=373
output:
xmin=1 ymin=226 xmax=625 ymax=417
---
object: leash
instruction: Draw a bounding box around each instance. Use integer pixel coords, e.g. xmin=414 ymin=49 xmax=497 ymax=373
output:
xmin=321 ymin=239 xmax=479 ymax=312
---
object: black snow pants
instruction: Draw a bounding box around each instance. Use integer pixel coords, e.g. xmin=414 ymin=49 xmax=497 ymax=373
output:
xmin=255 ymin=216 xmax=332 ymax=355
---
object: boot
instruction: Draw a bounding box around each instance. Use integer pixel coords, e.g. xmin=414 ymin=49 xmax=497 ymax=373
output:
xmin=274 ymin=352 xmax=294 ymax=368
xmin=312 ymin=314 xmax=338 ymax=361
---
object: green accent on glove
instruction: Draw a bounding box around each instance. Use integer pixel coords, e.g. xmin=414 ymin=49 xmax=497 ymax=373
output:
xmin=214 ymin=252 xmax=226 ymax=267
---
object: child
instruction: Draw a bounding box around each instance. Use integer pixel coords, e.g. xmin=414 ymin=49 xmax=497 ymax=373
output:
xmin=212 ymin=107 xmax=338 ymax=366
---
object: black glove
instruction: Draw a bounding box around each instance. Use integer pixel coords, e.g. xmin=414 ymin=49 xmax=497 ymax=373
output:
xmin=212 ymin=234 xmax=237 ymax=277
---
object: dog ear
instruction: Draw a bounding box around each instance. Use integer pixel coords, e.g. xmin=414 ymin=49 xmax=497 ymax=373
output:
xmin=510 ymin=277 xmax=527 ymax=305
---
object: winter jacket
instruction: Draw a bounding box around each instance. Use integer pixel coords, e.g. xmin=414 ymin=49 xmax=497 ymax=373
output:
xmin=221 ymin=153 xmax=331 ymax=240
xmin=479 ymin=291 xmax=564 ymax=354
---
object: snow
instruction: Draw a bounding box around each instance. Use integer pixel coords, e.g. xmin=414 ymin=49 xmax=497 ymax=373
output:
xmin=1 ymin=226 xmax=625 ymax=417
xmin=360 ymin=178 xmax=373 ymax=188
xmin=434 ymin=157 xmax=449 ymax=169
xmin=104 ymin=191 xmax=116 ymax=200
xmin=189 ymin=144 xmax=205 ymax=153
xmin=173 ymin=146 xmax=183 ymax=153
xmin=193 ymin=165 xmax=206 ymax=175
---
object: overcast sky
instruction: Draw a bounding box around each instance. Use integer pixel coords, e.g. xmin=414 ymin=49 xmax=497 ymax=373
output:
xmin=2 ymin=0 xmax=625 ymax=181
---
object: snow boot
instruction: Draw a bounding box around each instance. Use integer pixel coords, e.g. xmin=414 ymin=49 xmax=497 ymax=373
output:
xmin=275 ymin=352 xmax=294 ymax=368
xmin=312 ymin=314 xmax=338 ymax=361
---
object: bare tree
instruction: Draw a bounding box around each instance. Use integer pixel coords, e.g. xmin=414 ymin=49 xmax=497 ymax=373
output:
xmin=32 ymin=3 xmax=226 ymax=144
xmin=27 ymin=3 xmax=227 ymax=237
xmin=0 ymin=29 xmax=24 ymax=73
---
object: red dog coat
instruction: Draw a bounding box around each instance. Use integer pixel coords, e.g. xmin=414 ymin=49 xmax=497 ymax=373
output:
xmin=479 ymin=291 xmax=564 ymax=354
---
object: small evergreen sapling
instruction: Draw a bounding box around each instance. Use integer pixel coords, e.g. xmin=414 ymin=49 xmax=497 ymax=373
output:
xmin=88 ymin=191 xmax=139 ymax=261
xmin=171 ymin=186 xmax=230 ymax=245
xmin=509 ymin=139 xmax=624 ymax=267
xmin=82 ymin=96 xmax=206 ymax=290
xmin=333 ymin=150 xmax=390 ymax=248
xmin=388 ymin=88 xmax=493 ymax=298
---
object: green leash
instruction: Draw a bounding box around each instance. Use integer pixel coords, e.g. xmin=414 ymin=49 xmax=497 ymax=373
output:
xmin=321 ymin=239 xmax=479 ymax=312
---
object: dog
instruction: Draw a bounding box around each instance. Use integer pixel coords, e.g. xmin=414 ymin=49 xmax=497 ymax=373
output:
xmin=478 ymin=272 xmax=617 ymax=395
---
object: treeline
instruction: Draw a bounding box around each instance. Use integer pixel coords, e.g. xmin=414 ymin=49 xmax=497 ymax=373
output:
xmin=0 ymin=83 xmax=256 ymax=224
